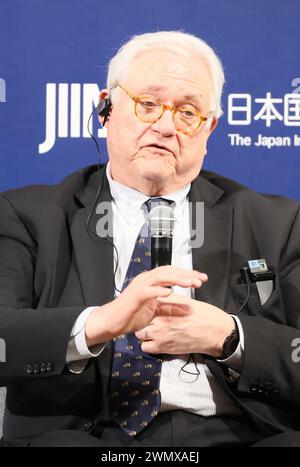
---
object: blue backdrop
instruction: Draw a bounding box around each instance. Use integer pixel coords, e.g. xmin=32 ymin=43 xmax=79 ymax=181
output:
xmin=1 ymin=0 xmax=300 ymax=199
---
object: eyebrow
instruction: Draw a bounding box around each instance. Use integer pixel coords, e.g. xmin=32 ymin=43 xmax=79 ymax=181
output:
xmin=182 ymin=93 xmax=203 ymax=106
xmin=141 ymin=86 xmax=203 ymax=106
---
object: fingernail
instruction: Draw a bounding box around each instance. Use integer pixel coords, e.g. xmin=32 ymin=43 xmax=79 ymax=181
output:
xmin=194 ymin=279 xmax=202 ymax=287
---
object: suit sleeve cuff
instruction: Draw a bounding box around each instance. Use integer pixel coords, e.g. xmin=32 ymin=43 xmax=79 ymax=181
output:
xmin=66 ymin=307 xmax=107 ymax=373
xmin=217 ymin=315 xmax=244 ymax=374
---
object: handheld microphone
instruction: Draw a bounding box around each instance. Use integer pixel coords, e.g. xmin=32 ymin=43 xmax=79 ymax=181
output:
xmin=148 ymin=203 xmax=175 ymax=268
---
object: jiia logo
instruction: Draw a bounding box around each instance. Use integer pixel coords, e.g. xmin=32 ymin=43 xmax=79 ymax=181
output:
xmin=39 ymin=83 xmax=107 ymax=154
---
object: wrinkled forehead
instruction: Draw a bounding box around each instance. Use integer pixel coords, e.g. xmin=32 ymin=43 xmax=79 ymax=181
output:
xmin=121 ymin=48 xmax=214 ymax=107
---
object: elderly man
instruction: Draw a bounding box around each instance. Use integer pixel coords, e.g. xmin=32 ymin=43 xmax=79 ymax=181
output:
xmin=1 ymin=31 xmax=300 ymax=447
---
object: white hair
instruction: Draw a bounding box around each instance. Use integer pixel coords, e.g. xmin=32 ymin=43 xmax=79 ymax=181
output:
xmin=107 ymin=31 xmax=225 ymax=118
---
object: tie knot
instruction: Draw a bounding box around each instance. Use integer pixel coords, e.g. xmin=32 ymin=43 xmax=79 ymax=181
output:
xmin=144 ymin=197 xmax=174 ymax=213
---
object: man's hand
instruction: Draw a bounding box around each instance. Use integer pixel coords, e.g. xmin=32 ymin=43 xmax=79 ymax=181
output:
xmin=84 ymin=266 xmax=208 ymax=346
xmin=135 ymin=293 xmax=235 ymax=358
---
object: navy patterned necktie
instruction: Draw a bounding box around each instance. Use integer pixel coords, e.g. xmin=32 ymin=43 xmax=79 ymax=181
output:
xmin=110 ymin=198 xmax=171 ymax=437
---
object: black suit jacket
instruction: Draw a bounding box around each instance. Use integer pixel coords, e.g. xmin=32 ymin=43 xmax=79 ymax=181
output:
xmin=1 ymin=164 xmax=300 ymax=445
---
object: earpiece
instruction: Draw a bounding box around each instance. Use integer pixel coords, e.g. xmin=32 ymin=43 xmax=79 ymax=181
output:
xmin=96 ymin=97 xmax=112 ymax=125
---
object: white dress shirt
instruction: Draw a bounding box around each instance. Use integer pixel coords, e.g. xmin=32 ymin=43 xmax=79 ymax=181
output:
xmin=67 ymin=163 xmax=243 ymax=417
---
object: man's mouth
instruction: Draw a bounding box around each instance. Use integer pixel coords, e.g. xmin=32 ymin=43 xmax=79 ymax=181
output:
xmin=142 ymin=144 xmax=173 ymax=154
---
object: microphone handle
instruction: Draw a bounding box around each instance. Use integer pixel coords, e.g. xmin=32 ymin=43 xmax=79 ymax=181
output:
xmin=151 ymin=236 xmax=173 ymax=269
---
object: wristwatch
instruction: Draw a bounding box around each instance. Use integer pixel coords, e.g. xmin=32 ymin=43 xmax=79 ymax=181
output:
xmin=218 ymin=319 xmax=240 ymax=360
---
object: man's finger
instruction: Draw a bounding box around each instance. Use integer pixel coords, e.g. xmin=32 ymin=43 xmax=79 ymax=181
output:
xmin=139 ymin=267 xmax=208 ymax=288
xmin=140 ymin=341 xmax=161 ymax=354
xmin=157 ymin=292 xmax=191 ymax=305
xmin=141 ymin=286 xmax=172 ymax=300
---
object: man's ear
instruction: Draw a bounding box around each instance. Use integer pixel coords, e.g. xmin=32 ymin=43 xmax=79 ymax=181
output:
xmin=100 ymin=89 xmax=109 ymax=99
xmin=209 ymin=117 xmax=218 ymax=134
xmin=97 ymin=89 xmax=112 ymax=126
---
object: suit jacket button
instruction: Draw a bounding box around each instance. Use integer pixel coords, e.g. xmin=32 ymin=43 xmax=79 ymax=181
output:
xmin=250 ymin=382 xmax=259 ymax=393
xmin=46 ymin=361 xmax=53 ymax=372
xmin=33 ymin=363 xmax=40 ymax=374
xmin=25 ymin=364 xmax=33 ymax=374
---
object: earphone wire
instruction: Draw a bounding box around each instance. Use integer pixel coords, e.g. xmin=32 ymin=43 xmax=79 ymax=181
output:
xmin=86 ymin=106 xmax=121 ymax=294
xmin=238 ymin=267 xmax=251 ymax=312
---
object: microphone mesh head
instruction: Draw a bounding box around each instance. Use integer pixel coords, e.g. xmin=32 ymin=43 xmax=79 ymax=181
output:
xmin=148 ymin=205 xmax=175 ymax=238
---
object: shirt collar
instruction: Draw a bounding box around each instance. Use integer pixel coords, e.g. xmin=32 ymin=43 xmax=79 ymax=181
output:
xmin=106 ymin=162 xmax=190 ymax=225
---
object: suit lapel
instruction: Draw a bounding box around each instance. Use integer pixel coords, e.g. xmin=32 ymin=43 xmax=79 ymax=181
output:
xmin=68 ymin=167 xmax=115 ymax=414
xmin=189 ymin=175 xmax=233 ymax=311
xmin=69 ymin=167 xmax=114 ymax=306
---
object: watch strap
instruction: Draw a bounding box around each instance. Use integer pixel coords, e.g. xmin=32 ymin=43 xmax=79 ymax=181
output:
xmin=218 ymin=318 xmax=240 ymax=360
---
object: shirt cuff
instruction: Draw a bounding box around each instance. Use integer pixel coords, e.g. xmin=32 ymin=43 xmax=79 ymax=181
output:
xmin=217 ymin=315 xmax=244 ymax=374
xmin=66 ymin=306 xmax=107 ymax=374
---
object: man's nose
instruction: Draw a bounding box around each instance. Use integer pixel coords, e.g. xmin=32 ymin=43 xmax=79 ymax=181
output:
xmin=150 ymin=109 xmax=177 ymax=137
